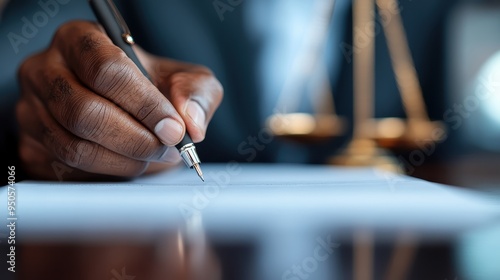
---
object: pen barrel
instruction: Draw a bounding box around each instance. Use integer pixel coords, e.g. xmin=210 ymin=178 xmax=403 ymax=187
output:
xmin=89 ymin=0 xmax=151 ymax=80
xmin=175 ymin=134 xmax=194 ymax=150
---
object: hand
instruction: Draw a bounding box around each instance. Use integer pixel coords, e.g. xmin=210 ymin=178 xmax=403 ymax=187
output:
xmin=16 ymin=21 xmax=223 ymax=180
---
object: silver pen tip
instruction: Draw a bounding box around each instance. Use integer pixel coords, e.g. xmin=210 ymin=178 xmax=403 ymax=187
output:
xmin=193 ymin=163 xmax=204 ymax=182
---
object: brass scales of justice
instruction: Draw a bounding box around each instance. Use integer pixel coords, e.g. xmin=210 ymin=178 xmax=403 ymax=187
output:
xmin=266 ymin=0 xmax=446 ymax=173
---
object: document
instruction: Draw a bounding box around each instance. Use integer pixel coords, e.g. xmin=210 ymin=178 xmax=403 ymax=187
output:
xmin=2 ymin=164 xmax=499 ymax=240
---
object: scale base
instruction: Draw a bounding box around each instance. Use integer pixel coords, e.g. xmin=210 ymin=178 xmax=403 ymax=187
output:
xmin=329 ymin=139 xmax=402 ymax=173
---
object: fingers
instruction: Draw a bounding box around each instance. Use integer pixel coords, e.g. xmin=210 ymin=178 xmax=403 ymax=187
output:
xmin=17 ymin=133 xmax=121 ymax=181
xmin=155 ymin=64 xmax=224 ymax=143
xmin=17 ymin=95 xmax=150 ymax=177
xmin=51 ymin=21 xmax=185 ymax=146
xmin=16 ymin=20 xmax=222 ymax=179
xmin=19 ymin=52 xmax=175 ymax=163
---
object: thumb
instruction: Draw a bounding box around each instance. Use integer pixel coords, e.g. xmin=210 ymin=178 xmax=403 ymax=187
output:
xmin=162 ymin=70 xmax=223 ymax=143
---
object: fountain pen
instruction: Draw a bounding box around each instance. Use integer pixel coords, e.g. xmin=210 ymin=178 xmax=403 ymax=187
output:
xmin=89 ymin=0 xmax=204 ymax=181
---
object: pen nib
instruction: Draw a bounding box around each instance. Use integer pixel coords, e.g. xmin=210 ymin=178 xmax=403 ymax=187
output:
xmin=193 ymin=163 xmax=204 ymax=182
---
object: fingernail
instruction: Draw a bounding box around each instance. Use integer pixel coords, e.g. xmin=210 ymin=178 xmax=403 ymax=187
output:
xmin=159 ymin=147 xmax=181 ymax=163
xmin=154 ymin=118 xmax=184 ymax=146
xmin=186 ymin=100 xmax=206 ymax=129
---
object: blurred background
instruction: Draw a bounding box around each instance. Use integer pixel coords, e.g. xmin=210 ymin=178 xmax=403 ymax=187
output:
xmin=0 ymin=0 xmax=499 ymax=189
xmin=1 ymin=0 xmax=500 ymax=279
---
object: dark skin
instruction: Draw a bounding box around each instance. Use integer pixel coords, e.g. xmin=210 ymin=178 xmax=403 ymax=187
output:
xmin=16 ymin=21 xmax=223 ymax=180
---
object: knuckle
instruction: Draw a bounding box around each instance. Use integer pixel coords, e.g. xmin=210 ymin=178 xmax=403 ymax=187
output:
xmin=41 ymin=123 xmax=57 ymax=149
xmin=124 ymin=132 xmax=159 ymax=159
xmin=170 ymin=71 xmax=191 ymax=83
xmin=53 ymin=21 xmax=82 ymax=45
xmin=66 ymin=97 xmax=108 ymax=138
xmin=79 ymin=32 xmax=104 ymax=54
xmin=169 ymin=70 xmax=224 ymax=102
xmin=136 ymin=99 xmax=160 ymax=122
xmin=169 ymin=72 xmax=192 ymax=94
xmin=88 ymin=51 xmax=132 ymax=94
xmin=53 ymin=23 xmax=71 ymax=43
xmin=18 ymin=51 xmax=55 ymax=96
xmin=17 ymin=55 xmax=39 ymax=85
xmin=61 ymin=140 xmax=95 ymax=169
xmin=47 ymin=75 xmax=73 ymax=103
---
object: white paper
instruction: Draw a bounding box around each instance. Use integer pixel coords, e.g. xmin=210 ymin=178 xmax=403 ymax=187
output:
xmin=2 ymin=164 xmax=499 ymax=241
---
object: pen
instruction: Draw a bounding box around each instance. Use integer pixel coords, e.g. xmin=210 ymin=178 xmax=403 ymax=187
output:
xmin=89 ymin=0 xmax=204 ymax=181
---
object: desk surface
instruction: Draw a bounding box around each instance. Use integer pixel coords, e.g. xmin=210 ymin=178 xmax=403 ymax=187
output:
xmin=2 ymin=164 xmax=499 ymax=241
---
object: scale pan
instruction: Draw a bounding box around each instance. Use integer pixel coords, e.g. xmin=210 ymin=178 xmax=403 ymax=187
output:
xmin=367 ymin=118 xmax=446 ymax=151
xmin=266 ymin=113 xmax=346 ymax=143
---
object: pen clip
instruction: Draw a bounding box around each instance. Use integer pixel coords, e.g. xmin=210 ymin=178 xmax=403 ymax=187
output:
xmin=106 ymin=0 xmax=134 ymax=45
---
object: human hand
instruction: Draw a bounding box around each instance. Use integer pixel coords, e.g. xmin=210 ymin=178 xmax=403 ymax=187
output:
xmin=16 ymin=21 xmax=223 ymax=180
